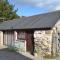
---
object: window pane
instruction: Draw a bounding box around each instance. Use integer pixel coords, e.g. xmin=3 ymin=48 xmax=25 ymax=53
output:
xmin=17 ymin=32 xmax=25 ymax=39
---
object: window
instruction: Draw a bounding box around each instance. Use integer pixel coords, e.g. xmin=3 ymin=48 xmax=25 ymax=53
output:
xmin=17 ymin=32 xmax=25 ymax=40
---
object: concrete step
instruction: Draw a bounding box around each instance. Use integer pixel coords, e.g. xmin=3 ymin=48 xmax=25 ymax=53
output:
xmin=18 ymin=52 xmax=34 ymax=59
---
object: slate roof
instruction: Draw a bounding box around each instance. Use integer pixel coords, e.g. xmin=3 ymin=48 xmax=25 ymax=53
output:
xmin=0 ymin=10 xmax=60 ymax=30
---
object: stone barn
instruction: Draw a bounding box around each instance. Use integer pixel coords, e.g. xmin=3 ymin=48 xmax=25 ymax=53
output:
xmin=0 ymin=10 xmax=60 ymax=57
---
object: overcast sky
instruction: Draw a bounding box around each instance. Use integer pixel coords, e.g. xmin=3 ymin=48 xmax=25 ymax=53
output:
xmin=8 ymin=0 xmax=60 ymax=16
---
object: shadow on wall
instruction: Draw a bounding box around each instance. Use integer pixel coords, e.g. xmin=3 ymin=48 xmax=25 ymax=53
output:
xmin=0 ymin=48 xmax=33 ymax=60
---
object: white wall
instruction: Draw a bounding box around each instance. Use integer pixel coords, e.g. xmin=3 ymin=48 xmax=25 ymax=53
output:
xmin=0 ymin=31 xmax=3 ymax=46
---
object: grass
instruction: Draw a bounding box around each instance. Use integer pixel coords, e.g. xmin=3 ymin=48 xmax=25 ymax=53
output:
xmin=43 ymin=55 xmax=59 ymax=59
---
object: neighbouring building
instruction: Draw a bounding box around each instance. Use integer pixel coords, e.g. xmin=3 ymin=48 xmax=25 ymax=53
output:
xmin=0 ymin=10 xmax=60 ymax=57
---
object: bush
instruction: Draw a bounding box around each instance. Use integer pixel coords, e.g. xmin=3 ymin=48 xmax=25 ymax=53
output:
xmin=7 ymin=45 xmax=18 ymax=52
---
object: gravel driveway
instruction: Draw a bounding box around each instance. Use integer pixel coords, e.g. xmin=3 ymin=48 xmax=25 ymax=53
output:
xmin=0 ymin=48 xmax=33 ymax=60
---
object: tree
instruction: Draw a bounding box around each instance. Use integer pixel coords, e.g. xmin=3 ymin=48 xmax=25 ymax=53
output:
xmin=0 ymin=0 xmax=19 ymax=21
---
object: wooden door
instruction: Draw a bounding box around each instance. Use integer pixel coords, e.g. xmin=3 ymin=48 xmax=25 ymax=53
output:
xmin=26 ymin=31 xmax=34 ymax=55
xmin=3 ymin=31 xmax=14 ymax=46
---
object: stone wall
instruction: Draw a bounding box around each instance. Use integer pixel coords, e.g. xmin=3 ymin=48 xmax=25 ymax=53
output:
xmin=34 ymin=30 xmax=52 ymax=56
xmin=52 ymin=20 xmax=60 ymax=56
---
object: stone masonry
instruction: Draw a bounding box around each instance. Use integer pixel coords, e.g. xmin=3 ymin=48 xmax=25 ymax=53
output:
xmin=34 ymin=30 xmax=52 ymax=56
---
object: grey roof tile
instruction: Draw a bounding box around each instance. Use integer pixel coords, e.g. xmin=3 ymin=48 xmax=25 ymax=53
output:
xmin=0 ymin=10 xmax=60 ymax=30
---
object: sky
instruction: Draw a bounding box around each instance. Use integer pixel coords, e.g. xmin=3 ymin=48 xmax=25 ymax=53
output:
xmin=8 ymin=0 xmax=60 ymax=16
